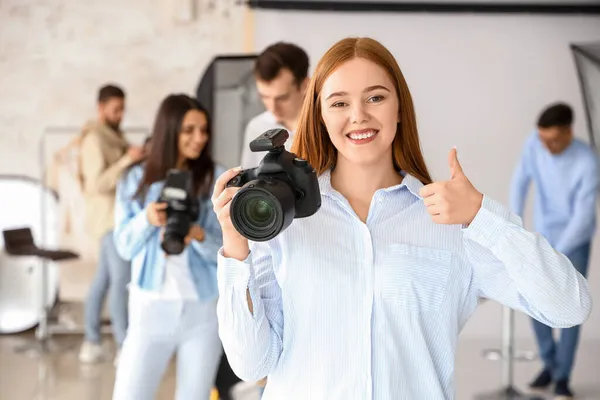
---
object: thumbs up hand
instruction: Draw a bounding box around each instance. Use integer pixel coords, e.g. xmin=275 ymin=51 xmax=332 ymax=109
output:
xmin=418 ymin=147 xmax=483 ymax=225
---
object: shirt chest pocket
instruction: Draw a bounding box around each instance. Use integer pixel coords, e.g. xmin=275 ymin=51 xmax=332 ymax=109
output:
xmin=378 ymin=243 xmax=452 ymax=313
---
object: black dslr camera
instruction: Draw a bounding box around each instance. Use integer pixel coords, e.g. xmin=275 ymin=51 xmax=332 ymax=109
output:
xmin=226 ymin=129 xmax=321 ymax=241
xmin=158 ymin=169 xmax=200 ymax=255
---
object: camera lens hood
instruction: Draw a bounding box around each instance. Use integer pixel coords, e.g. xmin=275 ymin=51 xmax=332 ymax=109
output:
xmin=161 ymin=232 xmax=186 ymax=255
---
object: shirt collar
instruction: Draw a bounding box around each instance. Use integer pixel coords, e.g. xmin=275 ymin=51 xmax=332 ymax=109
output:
xmin=318 ymin=169 xmax=425 ymax=200
xmin=399 ymin=172 xmax=425 ymax=199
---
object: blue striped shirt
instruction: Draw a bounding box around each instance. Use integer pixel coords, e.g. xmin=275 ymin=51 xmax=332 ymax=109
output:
xmin=217 ymin=170 xmax=591 ymax=400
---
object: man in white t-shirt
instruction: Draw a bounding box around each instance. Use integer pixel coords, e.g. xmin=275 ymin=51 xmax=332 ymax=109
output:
xmin=241 ymin=42 xmax=310 ymax=168
xmin=239 ymin=42 xmax=310 ymax=398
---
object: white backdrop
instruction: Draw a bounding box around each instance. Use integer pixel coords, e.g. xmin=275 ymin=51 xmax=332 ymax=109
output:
xmin=253 ymin=10 xmax=600 ymax=341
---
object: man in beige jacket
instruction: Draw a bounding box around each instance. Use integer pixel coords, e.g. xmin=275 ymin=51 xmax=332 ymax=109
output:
xmin=79 ymin=84 xmax=145 ymax=364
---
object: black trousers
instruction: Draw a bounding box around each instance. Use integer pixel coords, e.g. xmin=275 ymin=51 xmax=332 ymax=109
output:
xmin=214 ymin=353 xmax=241 ymax=400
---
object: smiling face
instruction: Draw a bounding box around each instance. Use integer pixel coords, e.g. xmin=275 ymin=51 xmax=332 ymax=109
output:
xmin=177 ymin=109 xmax=209 ymax=164
xmin=320 ymin=57 xmax=400 ymax=168
xmin=291 ymin=37 xmax=432 ymax=185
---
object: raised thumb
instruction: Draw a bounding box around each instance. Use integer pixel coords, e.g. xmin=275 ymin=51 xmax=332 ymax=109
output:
xmin=449 ymin=147 xmax=464 ymax=179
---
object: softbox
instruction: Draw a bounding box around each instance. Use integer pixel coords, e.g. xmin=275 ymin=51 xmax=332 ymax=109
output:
xmin=196 ymin=55 xmax=265 ymax=169
xmin=572 ymin=42 xmax=600 ymax=151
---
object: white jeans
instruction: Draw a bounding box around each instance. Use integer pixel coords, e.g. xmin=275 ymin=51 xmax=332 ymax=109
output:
xmin=113 ymin=291 xmax=222 ymax=400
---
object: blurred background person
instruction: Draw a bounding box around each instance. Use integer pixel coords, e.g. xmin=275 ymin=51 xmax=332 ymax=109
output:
xmin=238 ymin=41 xmax=310 ymax=397
xmin=240 ymin=42 xmax=309 ymax=169
xmin=78 ymin=84 xmax=145 ymax=364
xmin=509 ymin=102 xmax=599 ymax=399
xmin=111 ymin=94 xmax=224 ymax=400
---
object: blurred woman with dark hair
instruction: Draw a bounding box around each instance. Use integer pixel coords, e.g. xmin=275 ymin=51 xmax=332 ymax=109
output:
xmin=112 ymin=94 xmax=224 ymax=399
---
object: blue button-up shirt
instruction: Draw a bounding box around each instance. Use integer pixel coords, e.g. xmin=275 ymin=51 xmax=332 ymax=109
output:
xmin=217 ymin=170 xmax=591 ymax=400
xmin=509 ymin=132 xmax=599 ymax=256
xmin=113 ymin=164 xmax=224 ymax=301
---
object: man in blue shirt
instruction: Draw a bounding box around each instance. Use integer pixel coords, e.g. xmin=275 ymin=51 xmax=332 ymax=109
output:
xmin=510 ymin=102 xmax=598 ymax=399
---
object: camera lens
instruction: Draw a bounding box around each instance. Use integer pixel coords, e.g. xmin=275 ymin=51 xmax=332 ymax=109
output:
xmin=230 ymin=179 xmax=295 ymax=242
xmin=161 ymin=214 xmax=191 ymax=255
xmin=245 ymin=198 xmax=275 ymax=227
xmin=162 ymin=234 xmax=185 ymax=255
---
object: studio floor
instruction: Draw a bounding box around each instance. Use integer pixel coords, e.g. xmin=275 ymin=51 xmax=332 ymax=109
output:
xmin=1 ymin=333 xmax=599 ymax=400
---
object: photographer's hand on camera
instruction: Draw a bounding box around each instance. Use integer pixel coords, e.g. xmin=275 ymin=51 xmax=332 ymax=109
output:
xmin=184 ymin=225 xmax=205 ymax=245
xmin=212 ymin=167 xmax=249 ymax=261
xmin=160 ymin=224 xmax=204 ymax=248
xmin=147 ymin=202 xmax=168 ymax=227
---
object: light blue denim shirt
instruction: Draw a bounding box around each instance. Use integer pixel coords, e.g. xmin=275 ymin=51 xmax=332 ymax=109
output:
xmin=216 ymin=170 xmax=591 ymax=400
xmin=114 ymin=164 xmax=225 ymax=302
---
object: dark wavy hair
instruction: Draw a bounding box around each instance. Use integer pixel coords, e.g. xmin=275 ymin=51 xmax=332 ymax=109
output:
xmin=134 ymin=94 xmax=215 ymax=199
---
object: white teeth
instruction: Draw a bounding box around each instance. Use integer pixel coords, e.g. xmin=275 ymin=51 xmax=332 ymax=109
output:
xmin=348 ymin=130 xmax=376 ymax=140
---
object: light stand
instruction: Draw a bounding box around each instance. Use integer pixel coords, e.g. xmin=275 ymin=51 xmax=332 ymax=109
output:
xmin=13 ymin=135 xmax=65 ymax=357
xmin=475 ymin=307 xmax=542 ymax=400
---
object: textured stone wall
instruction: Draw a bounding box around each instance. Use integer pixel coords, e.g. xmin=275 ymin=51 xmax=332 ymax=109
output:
xmin=0 ymin=0 xmax=248 ymax=177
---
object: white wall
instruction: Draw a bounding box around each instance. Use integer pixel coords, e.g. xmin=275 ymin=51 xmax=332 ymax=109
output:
xmin=0 ymin=0 xmax=248 ymax=178
xmin=1 ymin=0 xmax=598 ymax=342
xmin=254 ymin=10 xmax=600 ymax=341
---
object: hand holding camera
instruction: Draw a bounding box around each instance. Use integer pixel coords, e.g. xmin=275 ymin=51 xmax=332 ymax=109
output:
xmin=159 ymin=224 xmax=204 ymax=248
xmin=184 ymin=225 xmax=205 ymax=245
xmin=212 ymin=129 xmax=321 ymax=257
xmin=147 ymin=202 xmax=167 ymax=227
xmin=212 ymin=168 xmax=250 ymax=261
